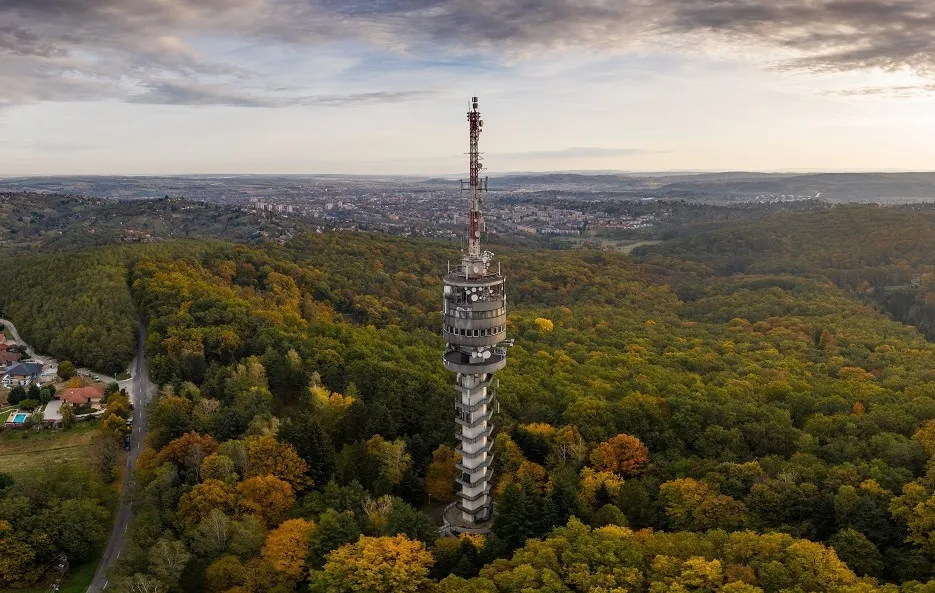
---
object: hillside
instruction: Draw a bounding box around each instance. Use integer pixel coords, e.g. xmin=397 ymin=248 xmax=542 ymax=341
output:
xmin=0 ymin=193 xmax=305 ymax=251
xmin=4 ymin=211 xmax=935 ymax=589
xmin=0 ymin=223 xmax=933 ymax=589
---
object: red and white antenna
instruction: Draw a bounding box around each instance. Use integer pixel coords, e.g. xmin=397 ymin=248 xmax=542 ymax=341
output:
xmin=461 ymin=96 xmax=488 ymax=259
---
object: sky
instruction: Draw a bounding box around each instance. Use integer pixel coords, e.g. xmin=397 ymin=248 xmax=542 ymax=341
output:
xmin=3 ymin=0 xmax=935 ymax=175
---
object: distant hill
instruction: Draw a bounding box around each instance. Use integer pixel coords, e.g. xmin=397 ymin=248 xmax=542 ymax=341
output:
xmin=0 ymin=193 xmax=306 ymax=251
xmin=660 ymin=172 xmax=935 ymax=200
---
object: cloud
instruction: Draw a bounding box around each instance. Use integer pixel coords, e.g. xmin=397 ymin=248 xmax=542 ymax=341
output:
xmin=495 ymin=147 xmax=656 ymax=160
xmin=127 ymin=81 xmax=436 ymax=107
xmin=826 ymin=84 xmax=935 ymax=98
xmin=0 ymin=25 xmax=68 ymax=58
xmin=5 ymin=0 xmax=935 ymax=108
xmin=302 ymin=0 xmax=935 ymax=77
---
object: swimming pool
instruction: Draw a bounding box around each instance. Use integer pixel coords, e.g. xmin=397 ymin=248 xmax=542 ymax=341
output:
xmin=12 ymin=413 xmax=26 ymax=423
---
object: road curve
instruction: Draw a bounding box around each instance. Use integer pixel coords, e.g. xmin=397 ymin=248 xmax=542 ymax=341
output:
xmin=0 ymin=318 xmax=117 ymax=383
xmin=0 ymin=318 xmax=51 ymax=365
xmin=87 ymin=321 xmax=154 ymax=592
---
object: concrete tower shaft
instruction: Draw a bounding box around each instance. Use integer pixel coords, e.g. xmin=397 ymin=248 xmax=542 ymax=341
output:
xmin=442 ymin=97 xmax=505 ymax=534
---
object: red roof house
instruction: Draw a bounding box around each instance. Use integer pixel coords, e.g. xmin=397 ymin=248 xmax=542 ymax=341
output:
xmin=60 ymin=385 xmax=106 ymax=406
xmin=0 ymin=352 xmax=21 ymax=367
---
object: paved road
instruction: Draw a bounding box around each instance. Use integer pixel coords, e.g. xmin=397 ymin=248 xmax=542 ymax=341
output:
xmin=0 ymin=318 xmax=152 ymax=589
xmin=0 ymin=318 xmax=117 ymax=383
xmin=87 ymin=322 xmax=154 ymax=593
xmin=0 ymin=318 xmax=51 ymax=365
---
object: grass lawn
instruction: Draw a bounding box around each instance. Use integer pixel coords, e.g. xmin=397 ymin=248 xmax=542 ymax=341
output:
xmin=116 ymin=372 xmax=131 ymax=381
xmin=0 ymin=421 xmax=99 ymax=475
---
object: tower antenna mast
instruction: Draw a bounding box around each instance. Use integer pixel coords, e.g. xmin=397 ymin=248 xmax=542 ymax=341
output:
xmin=461 ymin=97 xmax=488 ymax=258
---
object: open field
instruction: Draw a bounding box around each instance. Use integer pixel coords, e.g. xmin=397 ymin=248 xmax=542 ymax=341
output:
xmin=0 ymin=421 xmax=99 ymax=475
xmin=558 ymin=237 xmax=664 ymax=253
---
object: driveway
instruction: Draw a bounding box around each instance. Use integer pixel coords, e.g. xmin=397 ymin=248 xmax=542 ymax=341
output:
xmin=43 ymin=399 xmax=63 ymax=423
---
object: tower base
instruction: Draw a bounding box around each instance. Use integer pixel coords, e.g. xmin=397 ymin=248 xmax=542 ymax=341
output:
xmin=441 ymin=502 xmax=492 ymax=536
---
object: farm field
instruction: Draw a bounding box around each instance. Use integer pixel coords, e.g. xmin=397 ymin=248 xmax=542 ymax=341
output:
xmin=0 ymin=421 xmax=100 ymax=475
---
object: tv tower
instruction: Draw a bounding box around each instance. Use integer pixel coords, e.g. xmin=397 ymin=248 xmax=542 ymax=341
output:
xmin=442 ymin=97 xmax=507 ymax=534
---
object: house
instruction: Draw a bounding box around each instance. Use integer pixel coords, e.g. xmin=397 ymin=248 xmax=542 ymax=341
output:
xmin=0 ymin=351 xmax=21 ymax=370
xmin=59 ymin=385 xmax=105 ymax=408
xmin=2 ymin=362 xmax=44 ymax=387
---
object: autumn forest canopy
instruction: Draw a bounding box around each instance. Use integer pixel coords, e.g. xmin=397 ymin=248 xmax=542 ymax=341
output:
xmin=7 ymin=204 xmax=935 ymax=591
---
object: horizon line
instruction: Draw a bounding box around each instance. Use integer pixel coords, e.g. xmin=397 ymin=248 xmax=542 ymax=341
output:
xmin=3 ymin=168 xmax=935 ymax=179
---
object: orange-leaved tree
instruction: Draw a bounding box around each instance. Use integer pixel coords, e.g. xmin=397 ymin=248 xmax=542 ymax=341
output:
xmin=237 ymin=475 xmax=296 ymax=527
xmin=245 ymin=434 xmax=310 ymax=490
xmin=589 ymin=434 xmax=649 ymax=477
xmin=177 ymin=479 xmax=238 ymax=529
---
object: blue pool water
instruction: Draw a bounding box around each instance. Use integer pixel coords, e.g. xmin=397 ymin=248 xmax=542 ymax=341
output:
xmin=12 ymin=413 xmax=26 ymax=423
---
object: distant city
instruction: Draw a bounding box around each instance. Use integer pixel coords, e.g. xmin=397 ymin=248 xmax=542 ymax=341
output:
xmin=3 ymin=171 xmax=935 ymax=245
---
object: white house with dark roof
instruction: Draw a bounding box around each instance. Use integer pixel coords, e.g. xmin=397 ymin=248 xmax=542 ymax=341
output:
xmin=2 ymin=362 xmax=44 ymax=387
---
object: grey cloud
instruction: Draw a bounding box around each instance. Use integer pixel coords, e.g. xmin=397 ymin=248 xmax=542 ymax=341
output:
xmin=5 ymin=0 xmax=935 ymax=108
xmin=303 ymin=90 xmax=438 ymax=106
xmin=0 ymin=26 xmax=68 ymax=58
xmin=128 ymin=81 xmax=436 ymax=107
xmin=303 ymin=0 xmax=935 ymax=76
xmin=495 ymin=147 xmax=655 ymax=160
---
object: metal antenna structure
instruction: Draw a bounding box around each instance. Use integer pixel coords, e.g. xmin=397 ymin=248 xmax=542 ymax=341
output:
xmin=441 ymin=97 xmax=506 ymax=535
xmin=461 ymin=97 xmax=488 ymax=258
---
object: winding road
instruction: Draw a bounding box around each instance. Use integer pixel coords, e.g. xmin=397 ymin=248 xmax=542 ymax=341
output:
xmin=87 ymin=322 xmax=155 ymax=592
xmin=0 ymin=318 xmax=118 ymax=384
xmin=0 ymin=318 xmax=154 ymax=591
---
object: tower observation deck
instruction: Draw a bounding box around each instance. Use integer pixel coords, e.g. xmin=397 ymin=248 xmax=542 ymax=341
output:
xmin=442 ymin=97 xmax=505 ymax=534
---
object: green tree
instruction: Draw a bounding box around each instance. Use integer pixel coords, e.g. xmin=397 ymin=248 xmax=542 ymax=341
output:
xmin=382 ymin=499 xmax=437 ymax=546
xmin=57 ymin=360 xmax=76 ymax=380
xmin=829 ymin=528 xmax=884 ymax=577
xmin=309 ymin=509 xmax=361 ymax=568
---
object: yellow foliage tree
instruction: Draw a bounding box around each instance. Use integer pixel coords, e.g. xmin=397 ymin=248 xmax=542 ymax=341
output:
xmin=244 ymin=434 xmax=310 ymax=490
xmin=578 ymin=467 xmax=625 ymax=508
xmin=100 ymin=413 xmax=129 ymax=441
xmin=425 ymin=445 xmax=459 ymax=503
xmin=521 ymin=422 xmax=556 ymax=438
xmin=309 ymin=385 xmax=355 ymax=433
xmin=237 ymin=475 xmax=296 ymax=527
xmin=318 ymin=535 xmax=433 ymax=593
xmin=915 ymin=419 xmax=935 ymax=457
xmin=261 ymin=518 xmax=316 ymax=580
xmin=534 ymin=317 xmax=554 ymax=332
xmin=177 ymin=479 xmax=238 ymax=529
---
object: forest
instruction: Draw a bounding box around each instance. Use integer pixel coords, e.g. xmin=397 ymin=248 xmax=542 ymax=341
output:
xmin=5 ymin=205 xmax=935 ymax=590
